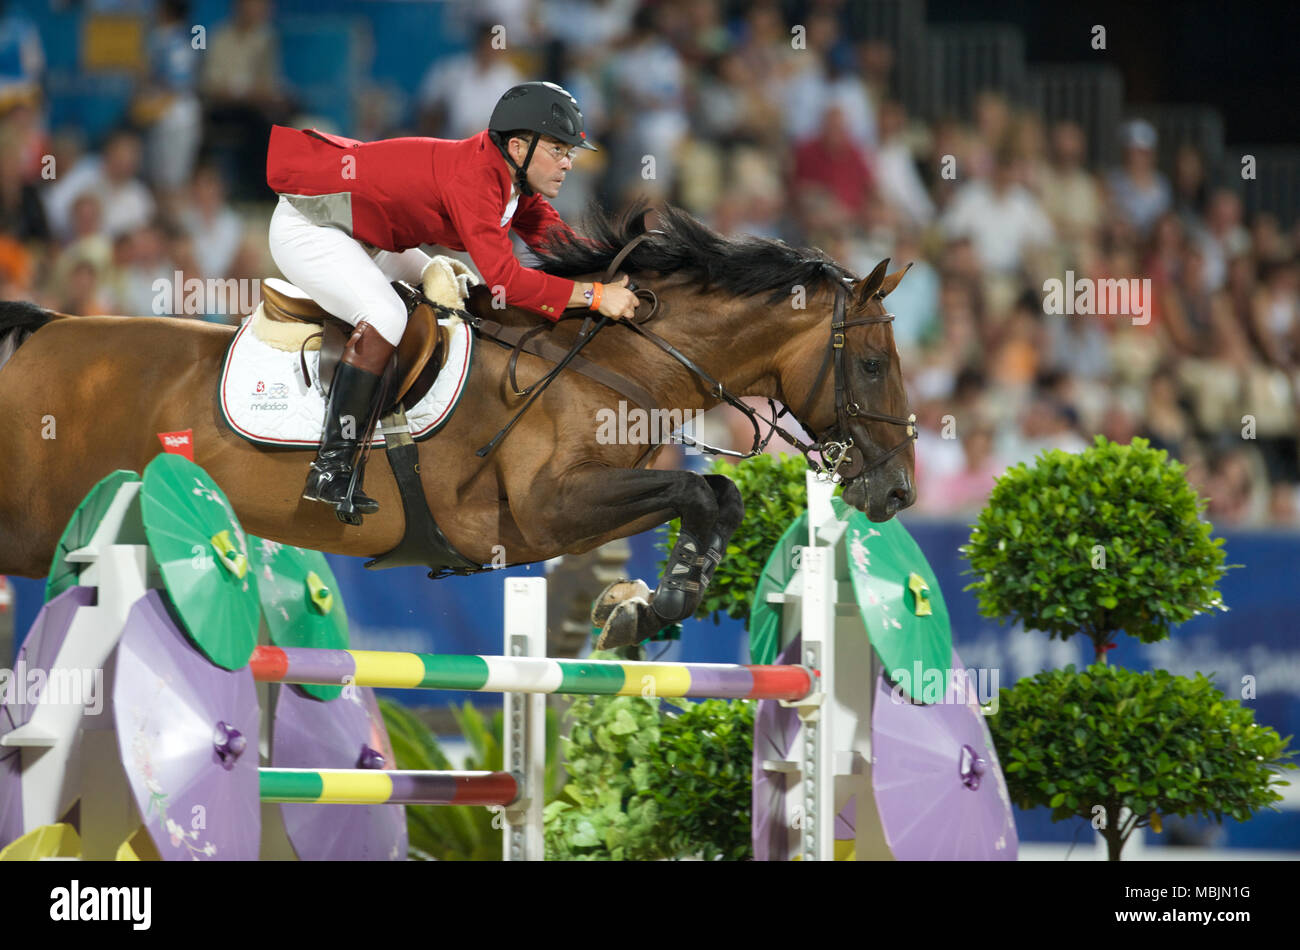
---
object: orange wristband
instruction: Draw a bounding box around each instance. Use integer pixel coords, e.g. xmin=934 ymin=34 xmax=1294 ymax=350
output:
xmin=588 ymin=282 xmax=603 ymax=311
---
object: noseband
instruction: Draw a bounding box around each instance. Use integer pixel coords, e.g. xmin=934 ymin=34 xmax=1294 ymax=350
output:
xmin=795 ymin=279 xmax=918 ymax=483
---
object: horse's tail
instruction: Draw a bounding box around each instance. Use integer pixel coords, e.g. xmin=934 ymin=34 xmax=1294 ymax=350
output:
xmin=0 ymin=300 xmax=60 ymax=374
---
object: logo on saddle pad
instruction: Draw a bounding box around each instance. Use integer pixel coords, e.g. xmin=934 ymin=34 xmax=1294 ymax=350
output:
xmin=251 ymin=380 xmax=289 ymax=411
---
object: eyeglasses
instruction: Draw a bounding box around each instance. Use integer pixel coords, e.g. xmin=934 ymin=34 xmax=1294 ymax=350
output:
xmin=542 ymin=142 xmax=578 ymax=162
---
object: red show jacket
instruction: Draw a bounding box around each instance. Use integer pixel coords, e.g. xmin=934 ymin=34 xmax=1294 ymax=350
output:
xmin=266 ymin=126 xmax=576 ymax=319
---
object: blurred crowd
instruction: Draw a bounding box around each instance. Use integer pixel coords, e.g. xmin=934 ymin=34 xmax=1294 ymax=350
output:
xmin=0 ymin=0 xmax=1296 ymax=528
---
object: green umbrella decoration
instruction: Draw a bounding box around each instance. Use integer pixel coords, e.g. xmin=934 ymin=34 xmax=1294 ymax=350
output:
xmin=45 ymin=470 xmax=140 ymax=603
xmin=139 ymin=454 xmax=260 ymax=670
xmin=247 ymin=536 xmax=349 ymax=700
xmin=838 ymin=501 xmax=953 ymax=703
xmin=748 ymin=511 xmax=810 ymax=666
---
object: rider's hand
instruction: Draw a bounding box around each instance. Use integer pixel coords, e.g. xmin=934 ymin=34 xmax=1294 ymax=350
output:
xmin=598 ymin=274 xmax=639 ymax=321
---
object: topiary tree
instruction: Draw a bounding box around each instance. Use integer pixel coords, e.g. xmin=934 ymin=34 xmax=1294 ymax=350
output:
xmin=964 ymin=435 xmax=1291 ymax=860
xmin=988 ymin=664 xmax=1295 ymax=861
xmin=962 ymin=435 xmax=1231 ymax=661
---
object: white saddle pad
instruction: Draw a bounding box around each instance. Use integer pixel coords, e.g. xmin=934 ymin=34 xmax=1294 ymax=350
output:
xmin=219 ymin=313 xmax=473 ymax=447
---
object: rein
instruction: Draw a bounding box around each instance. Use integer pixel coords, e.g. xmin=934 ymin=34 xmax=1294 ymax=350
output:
xmin=472 ymin=233 xmax=658 ymax=458
xmin=469 ymin=234 xmax=917 ymax=485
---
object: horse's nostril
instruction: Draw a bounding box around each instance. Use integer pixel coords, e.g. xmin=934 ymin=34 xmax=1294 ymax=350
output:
xmin=888 ymin=482 xmax=914 ymax=511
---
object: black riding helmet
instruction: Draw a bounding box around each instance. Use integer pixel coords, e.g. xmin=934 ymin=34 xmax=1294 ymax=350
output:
xmin=488 ymin=81 xmax=597 ymax=196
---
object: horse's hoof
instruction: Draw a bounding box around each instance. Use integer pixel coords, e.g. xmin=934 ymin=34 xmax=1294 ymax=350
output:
xmin=595 ymin=596 xmax=651 ymax=650
xmin=590 ymin=578 xmax=651 ymax=629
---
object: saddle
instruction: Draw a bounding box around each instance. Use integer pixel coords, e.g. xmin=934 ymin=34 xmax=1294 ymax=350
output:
xmin=259 ymin=277 xmax=447 ymax=409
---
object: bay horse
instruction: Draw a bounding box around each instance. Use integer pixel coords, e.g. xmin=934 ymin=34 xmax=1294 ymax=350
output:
xmin=0 ymin=203 xmax=916 ymax=646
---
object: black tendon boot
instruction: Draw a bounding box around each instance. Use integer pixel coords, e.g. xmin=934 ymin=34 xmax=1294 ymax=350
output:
xmin=302 ymin=322 xmax=395 ymax=515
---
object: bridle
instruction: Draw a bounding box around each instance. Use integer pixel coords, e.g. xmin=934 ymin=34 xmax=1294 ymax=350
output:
xmin=473 ymin=233 xmax=917 ymax=487
xmin=787 ymin=271 xmax=918 ymax=483
xmin=614 ymin=253 xmax=916 ymax=486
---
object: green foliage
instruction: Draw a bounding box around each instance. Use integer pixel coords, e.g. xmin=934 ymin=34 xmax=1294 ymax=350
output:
xmin=379 ymin=697 xmax=562 ymax=861
xmin=988 ymin=664 xmax=1295 ymax=860
xmin=661 ymin=453 xmax=813 ymax=626
xmin=544 ymin=666 xmax=754 ymax=860
xmin=962 ymin=435 xmax=1231 ymax=657
xmin=544 ymin=692 xmax=666 ymax=861
xmin=646 ymin=698 xmax=755 ymax=860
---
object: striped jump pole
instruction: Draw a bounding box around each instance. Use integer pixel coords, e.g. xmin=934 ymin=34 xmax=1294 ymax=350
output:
xmin=259 ymin=769 xmax=519 ymax=807
xmin=248 ymin=648 xmax=815 ymax=701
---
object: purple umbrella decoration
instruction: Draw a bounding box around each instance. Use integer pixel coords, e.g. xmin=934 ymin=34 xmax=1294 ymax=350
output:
xmin=871 ymin=647 xmax=1017 ymax=860
xmin=112 ymin=590 xmax=260 ymax=860
xmin=0 ymin=587 xmax=95 ymax=851
xmin=271 ymin=683 xmax=408 ymax=860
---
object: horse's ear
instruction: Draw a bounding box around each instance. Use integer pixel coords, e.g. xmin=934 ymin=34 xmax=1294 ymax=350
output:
xmin=855 ymin=258 xmax=890 ymax=305
xmin=879 ymin=262 xmax=914 ymax=299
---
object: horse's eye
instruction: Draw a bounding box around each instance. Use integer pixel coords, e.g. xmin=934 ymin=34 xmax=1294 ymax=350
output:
xmin=863 ymin=358 xmax=883 ymax=376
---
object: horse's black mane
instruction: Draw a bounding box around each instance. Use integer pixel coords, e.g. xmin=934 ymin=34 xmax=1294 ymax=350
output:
xmin=533 ymin=200 xmax=856 ymax=305
xmin=0 ymin=300 xmax=53 ymax=335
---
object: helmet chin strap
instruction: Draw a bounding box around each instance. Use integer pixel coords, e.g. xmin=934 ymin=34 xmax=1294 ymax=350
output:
xmin=492 ymin=131 xmax=540 ymax=197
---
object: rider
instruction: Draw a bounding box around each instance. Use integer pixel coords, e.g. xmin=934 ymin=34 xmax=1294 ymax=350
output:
xmin=265 ymin=80 xmax=640 ymax=516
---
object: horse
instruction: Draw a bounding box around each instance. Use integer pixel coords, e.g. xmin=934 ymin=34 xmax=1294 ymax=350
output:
xmin=0 ymin=202 xmax=916 ymax=647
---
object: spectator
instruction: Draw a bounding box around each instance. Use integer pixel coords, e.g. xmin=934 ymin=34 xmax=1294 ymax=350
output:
xmin=58 ymin=259 xmax=107 ymax=317
xmin=988 ymin=290 xmax=1046 ymax=389
xmin=884 ymin=228 xmax=940 ymax=356
xmin=1257 ymin=259 xmax=1300 ymax=365
xmin=417 ymin=21 xmax=523 ymax=140
xmin=1107 ymin=119 xmax=1170 ymax=237
xmin=535 ymin=0 xmax=638 ymax=48
xmin=111 ymin=223 xmax=174 ymax=317
xmin=1171 ymin=143 xmax=1209 ymax=225
xmin=941 ymin=145 xmax=1054 ymax=276
xmin=605 ymin=4 xmax=689 ymax=199
xmin=453 ymin=0 xmax=541 ymax=48
xmin=1039 ymin=121 xmax=1102 ymax=258
xmin=1141 ymin=367 xmax=1193 ymax=457
xmin=1205 ymin=448 xmax=1268 ymax=526
xmin=1196 ymin=188 xmax=1251 ymax=292
xmin=1250 ymin=213 xmax=1291 ymax=266
xmin=874 ymin=100 xmax=934 ymax=228
xmin=136 ymin=0 xmax=202 ymax=197
xmin=791 ymin=104 xmax=875 ymax=223
xmin=180 ymin=165 xmax=246 ymax=278
xmin=0 ymin=0 xmax=43 ymax=112
xmin=998 ymin=397 xmax=1088 ymax=467
xmin=50 ymin=193 xmax=112 ymax=290
xmin=43 ymin=129 xmax=155 ymax=241
xmin=200 ymin=0 xmax=281 ymax=106
xmin=0 ymin=127 xmax=47 ymax=242
xmin=200 ymin=0 xmax=288 ymax=200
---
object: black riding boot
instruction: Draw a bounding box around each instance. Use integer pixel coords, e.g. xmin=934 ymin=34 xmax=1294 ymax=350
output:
xmin=302 ymin=322 xmax=394 ymax=514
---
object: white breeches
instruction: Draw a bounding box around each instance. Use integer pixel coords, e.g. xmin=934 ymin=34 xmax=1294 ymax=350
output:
xmin=267 ymin=196 xmax=432 ymax=346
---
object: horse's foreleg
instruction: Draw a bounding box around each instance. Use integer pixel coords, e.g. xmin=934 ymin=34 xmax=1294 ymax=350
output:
xmin=631 ymin=472 xmax=744 ymax=624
